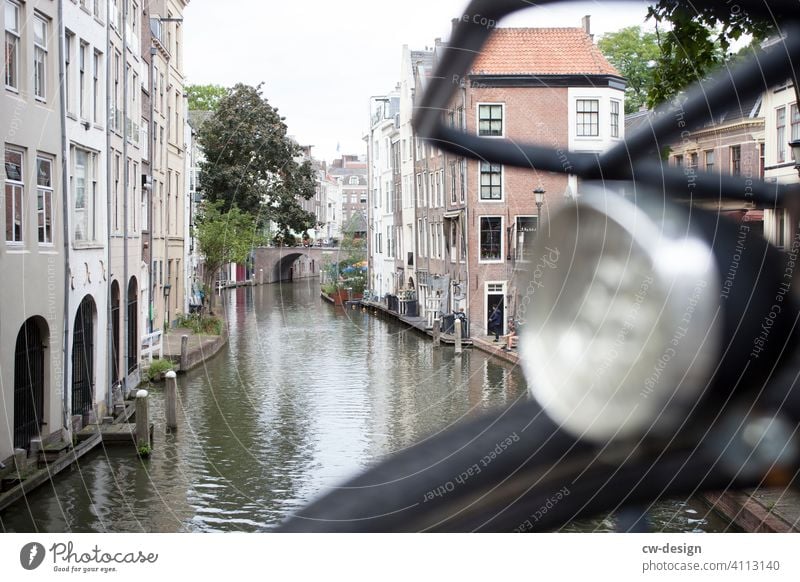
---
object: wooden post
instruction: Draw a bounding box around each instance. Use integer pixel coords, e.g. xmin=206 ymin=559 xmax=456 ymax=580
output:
xmin=165 ymin=371 xmax=178 ymax=430
xmin=135 ymin=390 xmax=150 ymax=450
xmin=454 ymin=318 xmax=463 ymax=355
xmin=433 ymin=318 xmax=441 ymax=347
xmin=180 ymin=334 xmax=189 ymax=371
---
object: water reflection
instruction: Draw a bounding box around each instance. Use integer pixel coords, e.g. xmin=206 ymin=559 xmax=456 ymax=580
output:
xmin=0 ymin=281 xmax=729 ymax=533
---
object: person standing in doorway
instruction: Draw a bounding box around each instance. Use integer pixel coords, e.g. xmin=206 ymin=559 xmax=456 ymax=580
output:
xmin=488 ymin=306 xmax=502 ymax=342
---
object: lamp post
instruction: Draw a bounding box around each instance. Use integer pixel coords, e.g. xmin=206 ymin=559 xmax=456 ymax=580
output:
xmin=534 ymin=187 xmax=545 ymax=217
xmin=163 ymin=284 xmax=172 ymax=331
xmin=790 ymin=139 xmax=800 ymax=178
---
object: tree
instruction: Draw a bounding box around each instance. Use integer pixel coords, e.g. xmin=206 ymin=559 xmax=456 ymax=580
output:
xmin=645 ymin=2 xmax=775 ymax=107
xmin=197 ymin=83 xmax=316 ymax=238
xmin=598 ymin=27 xmax=660 ymax=114
xmin=194 ymin=201 xmax=265 ymax=313
xmin=187 ymin=84 xmax=228 ymax=111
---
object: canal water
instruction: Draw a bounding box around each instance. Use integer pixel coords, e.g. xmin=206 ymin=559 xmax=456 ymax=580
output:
xmin=1 ymin=281 xmax=730 ymax=532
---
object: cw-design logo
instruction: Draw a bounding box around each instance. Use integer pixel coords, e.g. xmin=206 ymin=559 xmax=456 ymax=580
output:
xmin=19 ymin=542 xmax=46 ymax=570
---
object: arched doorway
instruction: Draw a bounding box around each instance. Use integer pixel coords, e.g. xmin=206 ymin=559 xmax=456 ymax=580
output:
xmin=72 ymin=296 xmax=96 ymax=416
xmin=111 ymin=280 xmax=121 ymax=383
xmin=14 ymin=318 xmax=47 ymax=449
xmin=127 ymin=278 xmax=138 ymax=374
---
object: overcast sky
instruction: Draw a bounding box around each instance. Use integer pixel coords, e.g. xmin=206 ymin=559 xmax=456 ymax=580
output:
xmin=183 ymin=1 xmax=652 ymax=162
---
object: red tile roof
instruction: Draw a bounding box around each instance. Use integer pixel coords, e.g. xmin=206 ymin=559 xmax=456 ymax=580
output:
xmin=471 ymin=28 xmax=621 ymax=77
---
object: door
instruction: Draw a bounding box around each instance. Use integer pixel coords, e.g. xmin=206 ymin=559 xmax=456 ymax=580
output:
xmin=72 ymin=297 xmax=95 ymax=416
xmin=14 ymin=319 xmax=45 ymax=449
xmin=486 ymin=283 xmax=505 ymax=336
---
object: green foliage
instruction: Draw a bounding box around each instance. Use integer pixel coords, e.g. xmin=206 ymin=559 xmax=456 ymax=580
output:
xmin=145 ymin=358 xmax=174 ymax=382
xmin=175 ymin=313 xmax=223 ymax=335
xmin=137 ymin=443 xmax=153 ymax=458
xmin=598 ymin=26 xmax=660 ymax=114
xmin=194 ymin=200 xmax=266 ymax=312
xmin=197 ymin=83 xmax=316 ymax=236
xmin=187 ymin=84 xmax=228 ymax=111
xmin=645 ymin=2 xmax=774 ymax=107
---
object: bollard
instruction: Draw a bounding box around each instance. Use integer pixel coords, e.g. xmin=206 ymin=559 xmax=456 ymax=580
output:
xmin=433 ymin=319 xmax=441 ymax=347
xmin=165 ymin=371 xmax=178 ymax=431
xmin=180 ymin=334 xmax=189 ymax=371
xmin=454 ymin=318 xmax=463 ymax=355
xmin=136 ymin=389 xmax=150 ymax=452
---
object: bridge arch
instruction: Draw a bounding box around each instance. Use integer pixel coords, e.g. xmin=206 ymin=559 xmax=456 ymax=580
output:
xmin=253 ymin=246 xmax=333 ymax=284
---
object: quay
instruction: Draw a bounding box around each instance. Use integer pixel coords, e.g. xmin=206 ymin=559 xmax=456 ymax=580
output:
xmin=0 ymin=325 xmax=226 ymax=514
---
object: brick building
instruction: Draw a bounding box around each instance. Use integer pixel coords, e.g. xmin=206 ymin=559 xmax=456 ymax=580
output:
xmin=457 ymin=25 xmax=625 ymax=337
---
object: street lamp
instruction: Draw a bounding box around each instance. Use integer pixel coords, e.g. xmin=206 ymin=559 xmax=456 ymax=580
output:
xmin=534 ymin=188 xmax=545 ymax=215
xmin=789 ymin=139 xmax=800 ymax=177
xmin=163 ymin=284 xmax=172 ymax=331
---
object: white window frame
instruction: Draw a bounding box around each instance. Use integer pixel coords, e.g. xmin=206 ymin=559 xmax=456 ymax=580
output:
xmin=479 ymin=215 xmax=504 ymax=264
xmin=5 ymin=0 xmax=20 ymax=92
xmin=514 ymin=215 xmax=538 ymax=262
xmin=479 ymin=162 xmax=503 ymax=202
xmin=5 ymin=146 xmax=24 ymax=244
xmin=477 ymin=103 xmax=505 ymax=138
xmin=610 ymin=99 xmax=620 ymax=138
xmin=485 ymin=281 xmax=508 ymax=336
xmin=72 ymin=146 xmax=98 ymax=243
xmin=93 ymin=51 xmax=102 ymax=125
xmin=33 ymin=14 xmax=48 ymax=101
xmin=79 ymin=42 xmax=88 ymax=120
xmin=36 ymin=155 xmax=54 ymax=245
xmin=777 ymin=106 xmax=787 ymax=164
xmin=576 ymin=98 xmax=600 ymax=137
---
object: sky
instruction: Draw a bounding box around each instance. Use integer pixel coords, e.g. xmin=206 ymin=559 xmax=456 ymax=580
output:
xmin=183 ymin=0 xmax=653 ymax=162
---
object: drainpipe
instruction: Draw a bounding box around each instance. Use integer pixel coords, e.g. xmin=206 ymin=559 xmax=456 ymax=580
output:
xmin=57 ymin=0 xmax=73 ymax=441
xmin=461 ymin=81 xmax=471 ymax=337
xmin=148 ymin=45 xmax=155 ymax=333
xmin=105 ymin=0 xmax=113 ymax=410
xmin=121 ymin=0 xmax=130 ymax=384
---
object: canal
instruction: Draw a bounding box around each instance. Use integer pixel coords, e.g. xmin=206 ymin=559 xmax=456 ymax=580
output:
xmin=0 ymin=281 xmax=730 ymax=532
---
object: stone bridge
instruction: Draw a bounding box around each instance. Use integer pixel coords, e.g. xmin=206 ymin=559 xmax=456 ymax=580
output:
xmin=252 ymin=246 xmax=343 ymax=284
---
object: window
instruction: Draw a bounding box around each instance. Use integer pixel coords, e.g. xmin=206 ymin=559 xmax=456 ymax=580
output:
xmin=610 ymin=100 xmax=620 ymax=138
xmin=450 ymin=162 xmax=457 ymax=204
xmin=460 ymin=159 xmax=466 ymax=203
xmin=65 ymin=33 xmax=74 ymax=113
xmin=73 ymin=148 xmax=97 ymax=242
xmin=689 ymin=152 xmax=698 ymax=170
xmin=705 ymin=150 xmax=715 ymax=172
xmin=478 ymin=104 xmax=503 ymax=137
xmin=777 ymin=107 xmax=786 ymax=164
xmin=576 ymin=99 xmax=599 ymax=137
xmin=93 ymin=51 xmax=101 ymax=124
xmin=480 ymin=216 xmax=503 ymax=262
xmin=113 ymin=50 xmax=121 ymax=131
xmin=480 ymin=162 xmax=502 ymax=200
xmin=515 ymin=216 xmax=538 ymax=261
xmin=93 ymin=0 xmax=103 ymax=21
xmin=79 ymin=43 xmax=87 ymax=119
xmin=36 ymin=156 xmax=53 ymax=244
xmin=349 ymin=176 xmax=358 ymax=185
xmin=359 ymin=193 xmax=367 ymax=204
xmin=731 ymin=145 xmax=742 ymax=176
xmin=674 ymin=155 xmax=684 ymax=167
xmin=5 ymin=1 xmax=19 ymax=90
xmin=760 ymin=143 xmax=766 ymax=178
xmin=33 ymin=15 xmax=47 ymax=100
xmin=792 ymin=103 xmax=800 ymax=142
xmin=5 ymin=148 xmax=23 ymax=243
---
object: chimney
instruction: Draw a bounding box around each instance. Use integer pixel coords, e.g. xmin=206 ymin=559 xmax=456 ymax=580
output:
xmin=582 ymin=15 xmax=593 ymax=40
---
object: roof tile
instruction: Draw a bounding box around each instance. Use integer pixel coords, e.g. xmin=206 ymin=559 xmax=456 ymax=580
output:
xmin=471 ymin=28 xmax=621 ymax=77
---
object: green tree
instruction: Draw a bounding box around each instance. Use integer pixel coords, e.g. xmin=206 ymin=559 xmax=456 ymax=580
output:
xmin=645 ymin=2 xmax=774 ymax=107
xmin=598 ymin=26 xmax=660 ymax=114
xmin=194 ymin=201 xmax=265 ymax=314
xmin=187 ymin=84 xmax=228 ymax=111
xmin=197 ymin=83 xmax=316 ymax=238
